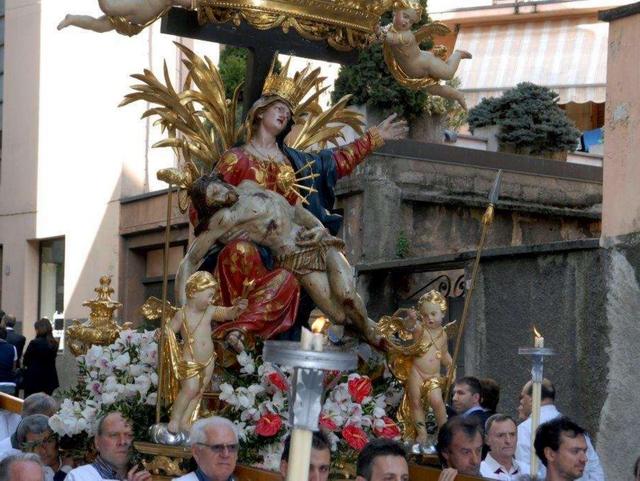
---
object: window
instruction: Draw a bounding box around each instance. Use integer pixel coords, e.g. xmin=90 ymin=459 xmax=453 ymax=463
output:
xmin=38 ymin=238 xmax=65 ymax=320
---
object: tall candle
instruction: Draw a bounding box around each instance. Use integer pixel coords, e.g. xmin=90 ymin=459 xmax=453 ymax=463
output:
xmin=533 ymin=326 xmax=544 ymax=348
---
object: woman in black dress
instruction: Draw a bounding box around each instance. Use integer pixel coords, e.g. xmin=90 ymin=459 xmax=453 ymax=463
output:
xmin=23 ymin=318 xmax=60 ymax=396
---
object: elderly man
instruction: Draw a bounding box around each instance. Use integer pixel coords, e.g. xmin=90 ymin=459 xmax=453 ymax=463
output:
xmin=0 ymin=393 xmax=58 ymax=460
xmin=176 ymin=416 xmax=238 ymax=481
xmin=355 ymin=439 xmax=409 ymax=481
xmin=534 ymin=417 xmax=588 ymax=481
xmin=17 ymin=415 xmax=72 ymax=481
xmin=279 ymin=432 xmax=330 ymax=481
xmin=0 ymin=453 xmax=45 ymax=481
xmin=515 ymin=379 xmax=604 ymax=481
xmin=66 ymin=412 xmax=150 ymax=481
xmin=436 ymin=416 xmax=483 ymax=481
xmin=480 ymin=414 xmax=520 ymax=480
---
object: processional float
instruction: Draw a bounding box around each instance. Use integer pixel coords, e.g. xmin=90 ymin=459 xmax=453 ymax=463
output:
xmin=56 ymin=1 xmax=524 ymax=480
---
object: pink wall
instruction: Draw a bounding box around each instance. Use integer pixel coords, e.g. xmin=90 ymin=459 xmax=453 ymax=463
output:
xmin=601 ymin=12 xmax=640 ymax=238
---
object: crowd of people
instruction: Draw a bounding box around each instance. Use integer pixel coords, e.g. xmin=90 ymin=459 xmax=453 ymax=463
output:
xmin=0 ymin=311 xmax=60 ymax=398
xmin=0 ymin=309 xmax=630 ymax=481
xmin=0 ymin=377 xmax=635 ymax=481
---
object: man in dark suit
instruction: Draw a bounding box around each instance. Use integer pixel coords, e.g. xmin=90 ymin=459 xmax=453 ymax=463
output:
xmin=452 ymin=376 xmax=492 ymax=429
xmin=3 ymin=316 xmax=26 ymax=368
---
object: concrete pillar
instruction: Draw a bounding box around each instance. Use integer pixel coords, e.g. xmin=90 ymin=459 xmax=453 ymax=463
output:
xmin=598 ymin=4 xmax=640 ymax=480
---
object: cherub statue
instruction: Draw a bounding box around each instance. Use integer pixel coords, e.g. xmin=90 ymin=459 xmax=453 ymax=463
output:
xmin=378 ymin=0 xmax=472 ymax=109
xmin=57 ymin=0 xmax=194 ymax=37
xmin=377 ymin=290 xmax=454 ymax=449
xmin=164 ymin=271 xmax=247 ymax=435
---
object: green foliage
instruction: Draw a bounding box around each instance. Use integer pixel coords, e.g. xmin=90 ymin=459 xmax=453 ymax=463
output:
xmin=396 ymin=231 xmax=410 ymax=258
xmin=218 ymin=46 xmax=249 ymax=100
xmin=468 ymin=82 xmax=581 ymax=155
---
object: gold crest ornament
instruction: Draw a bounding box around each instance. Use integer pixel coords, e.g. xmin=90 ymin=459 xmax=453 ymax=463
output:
xmin=393 ymin=0 xmax=424 ymax=19
xmin=196 ymin=0 xmax=394 ymax=51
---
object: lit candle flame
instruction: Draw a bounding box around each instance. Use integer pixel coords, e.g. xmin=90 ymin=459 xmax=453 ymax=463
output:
xmin=533 ymin=325 xmax=542 ymax=338
xmin=311 ymin=317 xmax=328 ymax=334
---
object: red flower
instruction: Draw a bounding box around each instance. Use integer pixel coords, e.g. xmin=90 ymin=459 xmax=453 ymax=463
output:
xmin=255 ymin=413 xmax=282 ymax=437
xmin=348 ymin=376 xmax=372 ymax=403
xmin=267 ymin=372 xmax=288 ymax=391
xmin=374 ymin=417 xmax=401 ymax=440
xmin=319 ymin=413 xmax=338 ymax=431
xmin=342 ymin=425 xmax=369 ymax=451
xmin=323 ymin=370 xmax=341 ymax=386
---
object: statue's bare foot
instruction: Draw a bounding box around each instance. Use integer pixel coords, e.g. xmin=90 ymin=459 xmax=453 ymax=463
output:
xmin=167 ymin=420 xmax=180 ymax=434
xmin=57 ymin=15 xmax=71 ymax=30
xmin=457 ymin=49 xmax=473 ymax=59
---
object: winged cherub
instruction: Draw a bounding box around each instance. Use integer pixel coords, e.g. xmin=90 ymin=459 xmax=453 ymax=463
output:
xmin=57 ymin=0 xmax=193 ymax=36
xmin=377 ymin=290 xmax=455 ymax=448
xmin=378 ymin=0 xmax=472 ymax=109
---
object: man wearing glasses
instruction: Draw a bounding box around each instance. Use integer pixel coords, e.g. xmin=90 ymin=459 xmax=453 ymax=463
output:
xmin=177 ymin=417 xmax=239 ymax=481
xmin=17 ymin=414 xmax=73 ymax=481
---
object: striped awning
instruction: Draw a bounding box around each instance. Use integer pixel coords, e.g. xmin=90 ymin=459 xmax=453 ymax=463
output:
xmin=454 ymin=18 xmax=608 ymax=108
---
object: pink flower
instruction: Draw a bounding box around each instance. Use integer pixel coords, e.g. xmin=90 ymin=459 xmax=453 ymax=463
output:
xmin=342 ymin=425 xmax=368 ymax=451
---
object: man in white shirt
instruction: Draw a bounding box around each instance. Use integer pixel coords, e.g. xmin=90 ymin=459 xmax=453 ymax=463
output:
xmin=515 ymin=379 xmax=604 ymax=481
xmin=481 ymin=414 xmax=521 ymax=480
xmin=66 ymin=412 xmax=151 ymax=481
xmin=0 ymin=393 xmax=58 ymax=461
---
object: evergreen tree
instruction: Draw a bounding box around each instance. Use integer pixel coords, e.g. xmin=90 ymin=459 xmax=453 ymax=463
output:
xmin=468 ymin=82 xmax=581 ymax=155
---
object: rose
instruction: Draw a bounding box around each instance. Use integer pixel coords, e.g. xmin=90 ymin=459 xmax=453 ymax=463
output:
xmin=267 ymin=372 xmax=288 ymax=392
xmin=373 ymin=417 xmax=401 ymax=440
xmin=347 ymin=376 xmax=372 ymax=403
xmin=255 ymin=413 xmax=283 ymax=437
xmin=342 ymin=424 xmax=368 ymax=451
xmin=319 ymin=413 xmax=338 ymax=431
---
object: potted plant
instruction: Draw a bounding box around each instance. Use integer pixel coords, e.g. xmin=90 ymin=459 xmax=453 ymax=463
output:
xmin=468 ymin=82 xmax=581 ymax=160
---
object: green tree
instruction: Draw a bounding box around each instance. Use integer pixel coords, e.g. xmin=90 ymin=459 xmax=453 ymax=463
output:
xmin=468 ymin=82 xmax=581 ymax=155
xmin=218 ymin=46 xmax=248 ymax=99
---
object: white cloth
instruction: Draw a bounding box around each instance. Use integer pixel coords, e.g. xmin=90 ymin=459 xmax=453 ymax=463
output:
xmin=66 ymin=465 xmax=118 ymax=481
xmin=480 ymin=453 xmax=521 ymax=480
xmin=0 ymin=410 xmax=20 ymax=440
xmin=515 ymin=404 xmax=605 ymax=481
xmin=43 ymin=458 xmax=73 ymax=481
xmin=0 ymin=436 xmax=20 ymax=461
xmin=173 ymin=473 xmax=198 ymax=481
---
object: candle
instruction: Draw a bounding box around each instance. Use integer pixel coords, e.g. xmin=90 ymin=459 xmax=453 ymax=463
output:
xmin=301 ymin=327 xmax=314 ymax=351
xmin=533 ymin=326 xmax=544 ymax=348
xmin=311 ymin=317 xmax=327 ymax=352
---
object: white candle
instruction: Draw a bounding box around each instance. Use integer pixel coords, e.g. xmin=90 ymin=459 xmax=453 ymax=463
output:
xmin=534 ymin=326 xmax=544 ymax=348
xmin=300 ymin=327 xmax=313 ymax=351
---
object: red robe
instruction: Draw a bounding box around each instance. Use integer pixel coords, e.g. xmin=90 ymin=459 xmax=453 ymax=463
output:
xmin=201 ymin=132 xmax=383 ymax=341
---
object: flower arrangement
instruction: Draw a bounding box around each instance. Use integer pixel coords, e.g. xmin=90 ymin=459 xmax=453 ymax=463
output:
xmin=217 ymin=346 xmax=403 ymax=471
xmin=49 ymin=330 xmax=159 ymax=456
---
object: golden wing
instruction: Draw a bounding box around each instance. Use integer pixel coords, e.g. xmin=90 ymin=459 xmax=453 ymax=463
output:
xmin=120 ymin=42 xmax=241 ymax=174
xmin=288 ymin=94 xmax=366 ymax=151
xmin=414 ymin=21 xmax=451 ymax=44
xmin=139 ymin=296 xmax=178 ymax=322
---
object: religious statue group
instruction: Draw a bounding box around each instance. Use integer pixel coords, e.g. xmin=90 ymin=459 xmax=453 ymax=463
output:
xmin=56 ymin=0 xmax=475 ymax=455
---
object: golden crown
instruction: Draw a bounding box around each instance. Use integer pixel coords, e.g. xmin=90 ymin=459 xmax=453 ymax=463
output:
xmin=262 ymin=57 xmax=324 ymax=114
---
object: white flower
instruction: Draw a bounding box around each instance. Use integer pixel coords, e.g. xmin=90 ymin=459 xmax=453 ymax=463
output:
xmin=145 ymin=392 xmax=158 ymax=406
xmin=257 ymin=442 xmax=284 ymax=471
xmin=112 ymin=352 xmax=131 ymax=370
xmin=102 ymin=392 xmax=118 ymax=405
xmin=373 ymin=406 xmax=386 ymax=418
